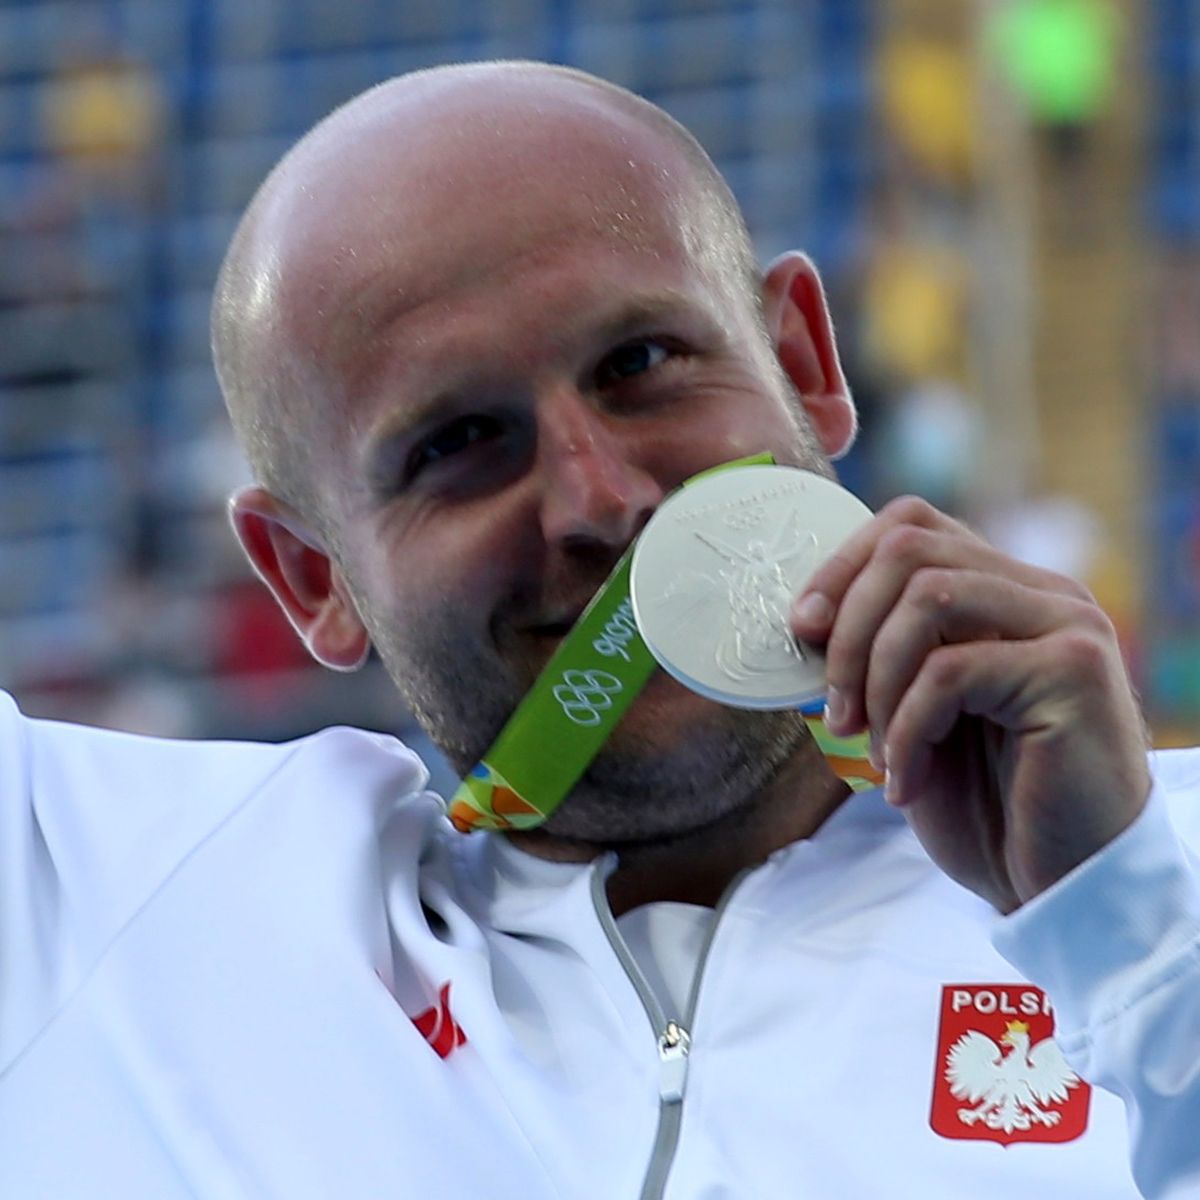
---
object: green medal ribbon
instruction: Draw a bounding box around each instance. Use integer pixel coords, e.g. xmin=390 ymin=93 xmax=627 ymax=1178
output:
xmin=447 ymin=456 xmax=879 ymax=834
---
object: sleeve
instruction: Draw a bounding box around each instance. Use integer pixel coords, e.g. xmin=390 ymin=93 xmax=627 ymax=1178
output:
xmin=992 ymin=748 xmax=1200 ymax=1200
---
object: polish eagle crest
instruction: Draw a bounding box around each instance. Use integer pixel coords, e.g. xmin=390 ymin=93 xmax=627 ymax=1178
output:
xmin=945 ymin=1020 xmax=1081 ymax=1134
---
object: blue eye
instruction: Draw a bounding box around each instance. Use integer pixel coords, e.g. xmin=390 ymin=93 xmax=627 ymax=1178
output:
xmin=595 ymin=340 xmax=669 ymax=386
xmin=407 ymin=414 xmax=503 ymax=479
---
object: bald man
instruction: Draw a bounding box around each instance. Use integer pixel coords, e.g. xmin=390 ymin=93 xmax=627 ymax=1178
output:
xmin=2 ymin=62 xmax=1198 ymax=1199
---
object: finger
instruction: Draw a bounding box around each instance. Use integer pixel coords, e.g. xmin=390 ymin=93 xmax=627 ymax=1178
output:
xmin=791 ymin=496 xmax=958 ymax=638
xmin=798 ymin=522 xmax=1094 ymax=735
xmin=882 ymin=640 xmax=1035 ymax=808
xmin=862 ymin=569 xmax=1096 ymax=753
xmin=792 ymin=496 xmax=1092 ymax=645
xmin=882 ymin=625 xmax=1120 ymax=807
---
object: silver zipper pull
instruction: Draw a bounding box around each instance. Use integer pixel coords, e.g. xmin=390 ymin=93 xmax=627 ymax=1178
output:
xmin=658 ymin=1021 xmax=691 ymax=1103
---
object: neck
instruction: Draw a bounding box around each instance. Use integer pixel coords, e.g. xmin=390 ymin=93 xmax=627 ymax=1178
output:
xmin=505 ymin=735 xmax=850 ymax=917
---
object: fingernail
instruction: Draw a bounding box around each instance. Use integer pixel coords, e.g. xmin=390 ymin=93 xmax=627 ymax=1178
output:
xmin=868 ymin=732 xmax=885 ymax=772
xmin=792 ymin=591 xmax=833 ymax=628
xmin=884 ymin=768 xmax=901 ymax=805
xmin=823 ymin=686 xmax=848 ymax=731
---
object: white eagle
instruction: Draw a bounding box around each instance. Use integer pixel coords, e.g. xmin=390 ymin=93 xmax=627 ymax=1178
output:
xmin=945 ymin=1020 xmax=1081 ymax=1133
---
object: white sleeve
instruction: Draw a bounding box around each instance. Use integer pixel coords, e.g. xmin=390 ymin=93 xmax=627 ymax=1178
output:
xmin=992 ymin=748 xmax=1200 ymax=1200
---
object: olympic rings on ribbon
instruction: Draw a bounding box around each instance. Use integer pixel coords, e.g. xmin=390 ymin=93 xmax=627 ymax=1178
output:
xmin=551 ymin=669 xmax=625 ymax=727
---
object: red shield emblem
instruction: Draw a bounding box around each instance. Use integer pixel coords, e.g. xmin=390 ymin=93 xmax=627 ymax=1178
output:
xmin=929 ymin=984 xmax=1090 ymax=1145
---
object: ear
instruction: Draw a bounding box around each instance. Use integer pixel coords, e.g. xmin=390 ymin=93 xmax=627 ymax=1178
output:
xmin=761 ymin=251 xmax=858 ymax=459
xmin=228 ymin=486 xmax=371 ymax=672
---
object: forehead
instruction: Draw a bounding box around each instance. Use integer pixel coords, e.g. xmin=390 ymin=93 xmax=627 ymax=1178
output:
xmin=260 ymin=84 xmax=732 ymax=381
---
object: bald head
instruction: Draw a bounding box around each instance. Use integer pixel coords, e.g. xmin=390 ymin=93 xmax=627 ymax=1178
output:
xmin=212 ymin=61 xmax=762 ymax=534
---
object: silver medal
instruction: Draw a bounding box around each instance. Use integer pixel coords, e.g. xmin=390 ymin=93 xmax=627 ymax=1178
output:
xmin=629 ymin=464 xmax=873 ymax=709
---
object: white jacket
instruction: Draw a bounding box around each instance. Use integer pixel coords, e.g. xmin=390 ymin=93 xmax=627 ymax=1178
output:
xmin=1 ymin=689 xmax=1198 ymax=1198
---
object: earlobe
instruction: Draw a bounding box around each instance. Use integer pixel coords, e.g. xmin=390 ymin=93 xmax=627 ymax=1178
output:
xmin=228 ymin=486 xmax=371 ymax=672
xmin=762 ymin=251 xmax=858 ymax=459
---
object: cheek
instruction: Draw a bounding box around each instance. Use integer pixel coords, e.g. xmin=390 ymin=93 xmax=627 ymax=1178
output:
xmin=435 ymin=494 xmax=544 ymax=609
xmin=677 ymin=392 xmax=806 ymax=469
xmin=354 ymin=502 xmax=534 ymax=632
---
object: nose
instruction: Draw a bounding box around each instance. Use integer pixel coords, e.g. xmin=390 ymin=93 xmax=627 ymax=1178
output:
xmin=535 ymin=392 xmax=663 ymax=551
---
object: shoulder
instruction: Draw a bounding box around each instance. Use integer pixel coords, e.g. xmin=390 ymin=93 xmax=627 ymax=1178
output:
xmin=4 ymin=689 xmax=427 ymax=822
xmin=0 ymin=689 xmax=439 ymax=1068
xmin=0 ymin=688 xmax=432 ymax=945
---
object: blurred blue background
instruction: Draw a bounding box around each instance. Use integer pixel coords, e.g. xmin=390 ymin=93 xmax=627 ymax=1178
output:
xmin=1 ymin=0 xmax=1196 ymax=787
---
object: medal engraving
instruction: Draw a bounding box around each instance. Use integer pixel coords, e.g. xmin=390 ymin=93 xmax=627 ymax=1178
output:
xmin=631 ymin=466 xmax=873 ymax=709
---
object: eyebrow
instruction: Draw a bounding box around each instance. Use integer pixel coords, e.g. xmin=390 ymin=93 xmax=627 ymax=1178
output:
xmin=586 ymin=290 xmax=702 ymax=340
xmin=357 ymin=288 xmax=713 ymax=486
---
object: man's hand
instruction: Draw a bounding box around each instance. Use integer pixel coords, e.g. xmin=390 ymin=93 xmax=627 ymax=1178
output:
xmin=791 ymin=496 xmax=1152 ymax=913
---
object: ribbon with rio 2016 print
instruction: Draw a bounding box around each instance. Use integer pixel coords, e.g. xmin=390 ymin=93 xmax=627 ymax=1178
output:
xmin=446 ymin=452 xmax=878 ymax=834
xmin=447 ymin=546 xmax=655 ymax=832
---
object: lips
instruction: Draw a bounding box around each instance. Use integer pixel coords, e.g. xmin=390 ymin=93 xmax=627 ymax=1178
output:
xmin=526 ymin=611 xmax=585 ymax=639
xmin=506 ymin=572 xmax=616 ymax=646
xmin=520 ymin=593 xmax=597 ymax=638
xmin=498 ymin=611 xmax=585 ymax=682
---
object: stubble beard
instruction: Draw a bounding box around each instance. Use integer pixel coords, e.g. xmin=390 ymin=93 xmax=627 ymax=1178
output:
xmin=538 ymin=700 xmax=814 ymax=845
xmin=359 ymin=587 xmax=814 ymax=845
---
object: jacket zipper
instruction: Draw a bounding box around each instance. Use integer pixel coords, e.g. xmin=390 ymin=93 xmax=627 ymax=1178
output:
xmin=590 ymin=862 xmax=751 ymax=1200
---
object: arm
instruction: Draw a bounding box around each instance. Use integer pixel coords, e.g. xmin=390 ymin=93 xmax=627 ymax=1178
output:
xmin=994 ymin=752 xmax=1200 ymax=1199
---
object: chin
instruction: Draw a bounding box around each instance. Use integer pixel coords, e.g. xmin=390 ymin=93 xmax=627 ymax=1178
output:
xmin=603 ymin=672 xmax=734 ymax=756
xmin=547 ymin=693 xmax=806 ymax=846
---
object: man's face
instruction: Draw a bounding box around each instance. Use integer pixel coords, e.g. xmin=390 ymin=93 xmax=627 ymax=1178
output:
xmin=272 ymin=92 xmax=836 ymax=842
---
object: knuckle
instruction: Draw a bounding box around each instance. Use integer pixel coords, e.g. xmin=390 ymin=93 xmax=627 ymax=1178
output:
xmin=1050 ymin=592 xmax=1118 ymax=643
xmin=905 ymin=565 xmax=955 ymax=609
xmin=880 ymin=495 xmax=940 ymax=527
xmin=1073 ymin=598 xmax=1117 ymax=637
xmin=1052 ymin=629 xmax=1110 ymax=680
xmin=927 ymin=644 xmax=970 ymax=689
xmin=1022 ymin=562 xmax=1094 ymax=603
xmin=1055 ymin=572 xmax=1095 ymax=603
xmin=876 ymin=523 xmax=935 ymax=569
xmin=817 ymin=548 xmax=858 ymax=584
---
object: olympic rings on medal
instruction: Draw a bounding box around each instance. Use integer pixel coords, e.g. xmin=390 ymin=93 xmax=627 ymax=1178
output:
xmin=552 ymin=669 xmax=625 ymax=727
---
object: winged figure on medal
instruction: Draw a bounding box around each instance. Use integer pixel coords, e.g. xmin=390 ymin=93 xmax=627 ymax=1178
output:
xmin=654 ymin=506 xmax=819 ymax=684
